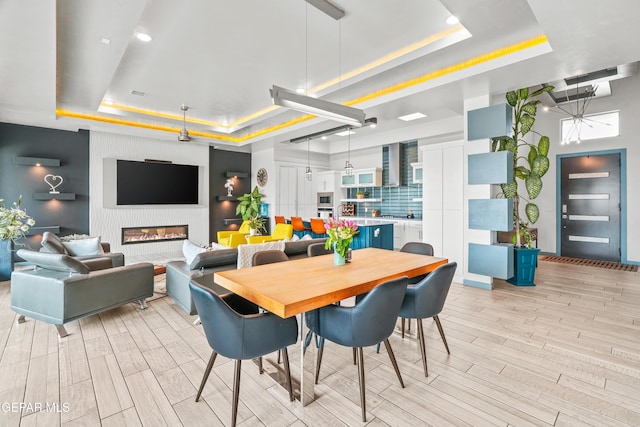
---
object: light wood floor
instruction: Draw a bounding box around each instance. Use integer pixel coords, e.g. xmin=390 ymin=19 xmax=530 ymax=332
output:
xmin=1 ymin=260 xmax=639 ymax=426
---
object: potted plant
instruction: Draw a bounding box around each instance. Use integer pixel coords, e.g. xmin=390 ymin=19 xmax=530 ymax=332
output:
xmin=1 ymin=196 xmax=35 ymax=281
xmin=236 ymin=186 xmax=264 ymax=220
xmin=246 ymin=215 xmax=266 ymax=236
xmin=491 ymin=85 xmax=554 ymax=285
xmin=356 ymin=191 xmax=365 ymax=199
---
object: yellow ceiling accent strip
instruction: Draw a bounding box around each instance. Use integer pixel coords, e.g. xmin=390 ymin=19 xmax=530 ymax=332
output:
xmin=310 ymin=24 xmax=466 ymax=95
xmin=59 ymin=34 xmax=548 ymax=144
xmin=56 ymin=108 xmax=241 ymax=142
xmin=101 ymin=103 xmax=227 ymax=128
xmin=343 ymin=34 xmax=549 ymax=107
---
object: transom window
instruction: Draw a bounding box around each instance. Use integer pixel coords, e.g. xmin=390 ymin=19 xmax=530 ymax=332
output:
xmin=560 ymin=110 xmax=619 ymax=145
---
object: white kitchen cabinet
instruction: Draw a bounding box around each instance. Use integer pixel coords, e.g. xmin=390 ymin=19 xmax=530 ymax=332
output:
xmin=356 ymin=168 xmax=382 ymax=187
xmin=340 ymin=173 xmax=357 ymax=187
xmin=317 ymin=171 xmax=341 ymax=192
xmin=393 ymin=222 xmax=406 ymax=250
xmin=411 ymin=162 xmax=423 ymax=184
xmin=407 ymin=222 xmax=423 ymax=242
xmin=277 ymin=166 xmax=316 ymax=218
xmin=393 ymin=220 xmax=423 ymax=249
xmin=340 ymin=168 xmax=382 ymax=188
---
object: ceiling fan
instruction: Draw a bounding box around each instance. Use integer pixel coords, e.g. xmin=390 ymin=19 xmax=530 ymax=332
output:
xmin=178 ymin=105 xmax=191 ymax=142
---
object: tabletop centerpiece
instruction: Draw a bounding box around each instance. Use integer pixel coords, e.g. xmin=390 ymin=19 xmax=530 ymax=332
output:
xmin=324 ymin=218 xmax=359 ymax=266
xmin=1 ymin=196 xmax=36 ymax=281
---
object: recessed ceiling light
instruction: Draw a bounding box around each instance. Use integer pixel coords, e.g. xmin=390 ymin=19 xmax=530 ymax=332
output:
xmin=104 ymin=100 xmax=114 ymax=105
xmin=446 ymin=15 xmax=459 ymax=25
xmin=321 ymin=136 xmax=328 ymax=140
xmin=130 ymin=90 xmax=147 ymax=96
xmin=296 ymin=88 xmax=306 ymax=94
xmin=135 ymin=32 xmax=152 ymax=42
xmin=398 ymin=112 xmax=427 ymax=121
xmin=101 ymin=37 xmax=111 ymax=45
xmin=335 ymin=130 xmax=356 ymax=136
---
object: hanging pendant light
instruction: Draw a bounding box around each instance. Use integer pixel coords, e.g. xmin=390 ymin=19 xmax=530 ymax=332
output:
xmin=344 ymin=127 xmax=354 ymax=175
xmin=305 ymin=138 xmax=313 ymax=181
xmin=178 ymin=104 xmax=191 ymax=142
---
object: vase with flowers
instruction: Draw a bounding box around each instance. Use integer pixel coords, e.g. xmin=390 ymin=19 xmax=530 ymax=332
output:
xmin=1 ymin=196 xmax=36 ymax=281
xmin=324 ymin=219 xmax=359 ymax=266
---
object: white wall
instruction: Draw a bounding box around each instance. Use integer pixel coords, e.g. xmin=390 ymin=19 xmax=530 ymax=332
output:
xmin=90 ymin=131 xmax=209 ymax=256
xmin=532 ymin=72 xmax=640 ymax=263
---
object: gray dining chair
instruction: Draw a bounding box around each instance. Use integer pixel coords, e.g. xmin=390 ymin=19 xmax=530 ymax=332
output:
xmin=399 ymin=242 xmax=435 ymax=336
xmin=307 ymin=242 xmax=333 ymax=257
xmin=252 ymin=249 xmax=289 ymax=365
xmin=305 ymin=276 xmax=408 ymax=422
xmin=189 ymin=282 xmax=298 ymax=427
xmin=252 ymin=249 xmax=289 ymax=266
xmin=399 ymin=261 xmax=457 ymax=377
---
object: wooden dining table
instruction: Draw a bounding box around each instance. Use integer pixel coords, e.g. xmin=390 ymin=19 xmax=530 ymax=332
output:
xmin=214 ymin=247 xmax=448 ymax=405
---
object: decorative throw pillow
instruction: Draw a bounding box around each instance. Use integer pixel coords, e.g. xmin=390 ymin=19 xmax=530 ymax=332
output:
xmin=209 ymin=242 xmax=230 ymax=251
xmin=291 ymin=234 xmax=300 ymax=241
xmin=62 ymin=237 xmax=104 ymax=256
xmin=301 ymin=234 xmax=313 ymax=240
xmin=59 ymin=234 xmax=92 ymax=242
xmin=183 ymin=240 xmax=208 ymax=264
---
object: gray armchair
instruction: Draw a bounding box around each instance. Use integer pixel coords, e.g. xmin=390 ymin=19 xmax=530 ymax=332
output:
xmin=40 ymin=231 xmax=125 ymax=267
xmin=11 ymin=249 xmax=154 ymax=337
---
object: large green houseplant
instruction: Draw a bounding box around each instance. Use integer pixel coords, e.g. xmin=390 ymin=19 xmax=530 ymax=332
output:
xmin=235 ymin=186 xmax=263 ymax=220
xmin=491 ymin=85 xmax=554 ymax=248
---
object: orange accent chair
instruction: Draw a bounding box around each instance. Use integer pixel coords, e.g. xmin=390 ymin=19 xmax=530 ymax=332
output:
xmin=291 ymin=217 xmax=311 ymax=238
xmin=246 ymin=224 xmax=294 ymax=244
xmin=217 ymin=221 xmax=250 ymax=248
xmin=310 ymin=218 xmax=327 ymax=238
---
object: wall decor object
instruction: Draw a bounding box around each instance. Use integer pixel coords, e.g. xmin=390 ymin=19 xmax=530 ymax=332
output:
xmin=224 ymin=179 xmax=234 ymax=197
xmin=257 ymin=168 xmax=268 ymax=187
xmin=44 ymin=174 xmax=64 ymax=194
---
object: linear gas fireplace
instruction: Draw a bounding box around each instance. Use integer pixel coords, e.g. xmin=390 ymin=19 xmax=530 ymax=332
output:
xmin=121 ymin=225 xmax=188 ymax=245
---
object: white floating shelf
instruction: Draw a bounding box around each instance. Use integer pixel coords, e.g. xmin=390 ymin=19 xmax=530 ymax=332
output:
xmin=340 ymin=198 xmax=382 ymax=203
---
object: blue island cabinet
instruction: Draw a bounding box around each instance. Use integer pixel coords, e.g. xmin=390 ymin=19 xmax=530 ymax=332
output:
xmin=351 ymin=223 xmax=394 ymax=250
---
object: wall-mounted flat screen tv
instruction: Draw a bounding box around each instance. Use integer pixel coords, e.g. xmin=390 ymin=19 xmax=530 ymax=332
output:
xmin=116 ymin=160 xmax=199 ymax=205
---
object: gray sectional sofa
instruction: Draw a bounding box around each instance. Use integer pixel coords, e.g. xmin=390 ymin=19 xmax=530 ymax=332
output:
xmin=166 ymin=238 xmax=327 ymax=315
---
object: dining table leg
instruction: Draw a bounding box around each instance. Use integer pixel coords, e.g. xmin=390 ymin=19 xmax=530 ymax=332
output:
xmin=300 ymin=312 xmax=317 ymax=406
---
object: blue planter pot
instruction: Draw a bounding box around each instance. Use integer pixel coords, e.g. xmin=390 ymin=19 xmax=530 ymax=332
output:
xmin=0 ymin=240 xmax=14 ymax=282
xmin=507 ymin=247 xmax=540 ymax=286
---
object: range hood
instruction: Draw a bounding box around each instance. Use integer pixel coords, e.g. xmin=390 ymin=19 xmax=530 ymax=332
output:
xmin=383 ymin=143 xmax=402 ymax=187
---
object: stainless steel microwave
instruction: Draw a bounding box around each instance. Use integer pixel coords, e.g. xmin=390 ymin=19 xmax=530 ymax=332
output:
xmin=317 ymin=192 xmax=334 ymax=208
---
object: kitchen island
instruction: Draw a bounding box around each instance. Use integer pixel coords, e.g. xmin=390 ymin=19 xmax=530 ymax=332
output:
xmin=348 ymin=219 xmax=394 ymax=250
xmin=342 ymin=216 xmax=423 ymax=250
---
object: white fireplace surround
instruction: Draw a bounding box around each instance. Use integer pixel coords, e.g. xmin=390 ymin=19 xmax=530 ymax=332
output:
xmin=90 ymin=131 xmax=209 ymax=257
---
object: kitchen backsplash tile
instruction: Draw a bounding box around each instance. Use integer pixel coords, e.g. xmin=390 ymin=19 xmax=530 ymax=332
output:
xmin=347 ymin=141 xmax=422 ymax=218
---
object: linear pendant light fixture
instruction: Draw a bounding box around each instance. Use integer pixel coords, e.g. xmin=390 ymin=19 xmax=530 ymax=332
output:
xmin=288 ymin=117 xmax=377 ymax=143
xmin=270 ymin=85 xmax=366 ymax=127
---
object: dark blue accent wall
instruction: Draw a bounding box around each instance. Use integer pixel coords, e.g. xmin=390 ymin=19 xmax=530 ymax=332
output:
xmin=0 ymin=122 xmax=90 ymax=250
